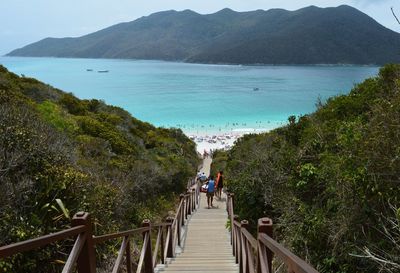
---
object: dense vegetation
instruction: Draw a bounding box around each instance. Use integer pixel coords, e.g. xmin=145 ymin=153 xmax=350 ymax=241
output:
xmin=8 ymin=5 xmax=400 ymax=65
xmin=0 ymin=65 xmax=199 ymax=272
xmin=213 ymin=64 xmax=400 ymax=273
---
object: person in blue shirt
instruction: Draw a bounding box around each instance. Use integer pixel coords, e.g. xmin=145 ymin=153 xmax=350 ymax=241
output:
xmin=206 ymin=175 xmax=215 ymax=209
xmin=200 ymin=172 xmax=207 ymax=182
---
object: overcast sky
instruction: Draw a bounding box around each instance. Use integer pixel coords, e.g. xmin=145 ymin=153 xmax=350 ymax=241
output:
xmin=1 ymin=0 xmax=399 ymax=55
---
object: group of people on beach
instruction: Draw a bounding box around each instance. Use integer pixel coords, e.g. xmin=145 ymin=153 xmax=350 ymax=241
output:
xmin=198 ymin=170 xmax=224 ymax=209
xmin=203 ymin=149 xmax=214 ymax=159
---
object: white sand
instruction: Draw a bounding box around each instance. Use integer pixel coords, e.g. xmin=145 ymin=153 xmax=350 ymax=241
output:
xmin=185 ymin=128 xmax=270 ymax=154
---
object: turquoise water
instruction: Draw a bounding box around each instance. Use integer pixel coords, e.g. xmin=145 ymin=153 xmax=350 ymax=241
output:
xmin=0 ymin=57 xmax=379 ymax=133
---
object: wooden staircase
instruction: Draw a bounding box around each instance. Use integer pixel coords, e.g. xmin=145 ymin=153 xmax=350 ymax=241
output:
xmin=156 ymin=156 xmax=238 ymax=273
xmin=156 ymin=193 xmax=238 ymax=273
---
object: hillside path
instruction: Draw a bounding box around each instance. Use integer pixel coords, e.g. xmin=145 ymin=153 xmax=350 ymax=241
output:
xmin=200 ymin=156 xmax=212 ymax=176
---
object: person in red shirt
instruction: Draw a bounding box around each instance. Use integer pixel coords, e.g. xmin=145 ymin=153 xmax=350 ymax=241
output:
xmin=215 ymin=171 xmax=224 ymax=199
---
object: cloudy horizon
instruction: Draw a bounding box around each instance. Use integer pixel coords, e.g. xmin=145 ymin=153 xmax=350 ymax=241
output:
xmin=1 ymin=0 xmax=399 ymax=55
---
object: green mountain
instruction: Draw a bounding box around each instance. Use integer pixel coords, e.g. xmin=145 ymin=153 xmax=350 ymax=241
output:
xmin=7 ymin=5 xmax=400 ymax=65
xmin=211 ymin=64 xmax=400 ymax=273
xmin=0 ymin=65 xmax=199 ymax=272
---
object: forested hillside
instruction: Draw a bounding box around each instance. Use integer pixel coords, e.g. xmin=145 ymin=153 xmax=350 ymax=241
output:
xmin=213 ymin=64 xmax=400 ymax=273
xmin=8 ymin=5 xmax=400 ymax=65
xmin=0 ymin=65 xmax=199 ymax=272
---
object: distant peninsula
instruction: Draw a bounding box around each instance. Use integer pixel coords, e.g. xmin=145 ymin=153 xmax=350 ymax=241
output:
xmin=7 ymin=5 xmax=400 ymax=65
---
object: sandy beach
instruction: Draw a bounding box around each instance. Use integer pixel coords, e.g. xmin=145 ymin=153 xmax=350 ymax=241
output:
xmin=185 ymin=128 xmax=270 ymax=154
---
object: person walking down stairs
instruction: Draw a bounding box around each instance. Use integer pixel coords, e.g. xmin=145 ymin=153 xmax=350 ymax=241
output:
xmin=215 ymin=171 xmax=224 ymax=199
xmin=206 ymin=175 xmax=215 ymax=209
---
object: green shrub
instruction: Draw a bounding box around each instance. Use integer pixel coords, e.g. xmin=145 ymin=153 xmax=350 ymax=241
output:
xmin=223 ymin=65 xmax=400 ymax=273
xmin=0 ymin=65 xmax=199 ymax=272
xmin=37 ymin=101 xmax=78 ymax=133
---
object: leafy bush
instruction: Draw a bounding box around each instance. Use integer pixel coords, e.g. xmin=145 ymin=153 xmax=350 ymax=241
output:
xmin=37 ymin=101 xmax=78 ymax=133
xmin=0 ymin=65 xmax=199 ymax=272
xmin=223 ymin=64 xmax=400 ymax=273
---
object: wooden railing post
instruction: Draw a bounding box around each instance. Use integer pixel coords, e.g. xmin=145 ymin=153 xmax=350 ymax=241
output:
xmin=226 ymin=193 xmax=230 ymax=214
xmin=126 ymin=238 xmax=132 ymax=273
xmin=166 ymin=217 xmax=174 ymax=258
xmin=141 ymin=219 xmax=154 ymax=273
xmin=180 ymin=194 xmax=185 ymax=226
xmin=160 ymin=226 xmax=165 ymax=264
xmin=185 ymin=193 xmax=189 ymax=216
xmin=198 ymin=182 xmax=201 ymax=204
xmin=257 ymin=218 xmax=273 ymax=273
xmin=186 ymin=178 xmax=191 ymax=189
xmin=228 ymin=194 xmax=235 ymax=244
xmin=230 ymin=193 xmax=235 ymax=212
xmin=177 ymin=209 xmax=182 ymax=247
xmin=233 ymin=215 xmax=239 ymax=260
xmin=240 ymin=220 xmax=249 ymax=273
xmin=228 ymin=193 xmax=232 ymax=213
xmin=71 ymin=212 xmax=96 ymax=273
xmin=192 ymin=189 xmax=196 ymax=212
xmin=187 ymin=191 xmax=192 ymax=215
xmin=190 ymin=190 xmax=193 ymax=213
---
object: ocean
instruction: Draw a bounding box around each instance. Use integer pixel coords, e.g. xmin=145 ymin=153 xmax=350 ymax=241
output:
xmin=0 ymin=57 xmax=379 ymax=134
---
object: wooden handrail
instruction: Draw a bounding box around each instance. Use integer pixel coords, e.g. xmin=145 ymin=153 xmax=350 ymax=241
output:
xmin=152 ymin=223 xmax=170 ymax=228
xmin=241 ymin=228 xmax=257 ymax=250
xmin=93 ymin=227 xmax=150 ymax=245
xmin=233 ymin=220 xmax=241 ymax=227
xmin=226 ymin=193 xmax=319 ymax=273
xmin=0 ymin=225 xmax=85 ymax=257
xmin=0 ymin=174 xmax=201 ymax=273
xmin=172 ymin=199 xmax=184 ymax=228
xmin=258 ymin=234 xmax=319 ymax=273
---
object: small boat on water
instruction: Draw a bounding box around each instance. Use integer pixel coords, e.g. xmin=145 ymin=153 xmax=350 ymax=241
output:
xmin=98 ymin=70 xmax=109 ymax=73
xmin=86 ymin=69 xmax=93 ymax=71
xmin=253 ymin=87 xmax=260 ymax=91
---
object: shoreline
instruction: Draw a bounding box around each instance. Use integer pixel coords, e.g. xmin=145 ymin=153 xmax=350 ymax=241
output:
xmin=170 ymin=120 xmax=288 ymax=154
xmin=1 ymin=56 xmax=381 ymax=68
xmin=183 ymin=127 xmax=274 ymax=154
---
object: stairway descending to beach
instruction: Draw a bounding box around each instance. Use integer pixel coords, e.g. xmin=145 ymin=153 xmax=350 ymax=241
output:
xmin=0 ymin=156 xmax=320 ymax=273
xmin=156 ymin=157 xmax=238 ymax=273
